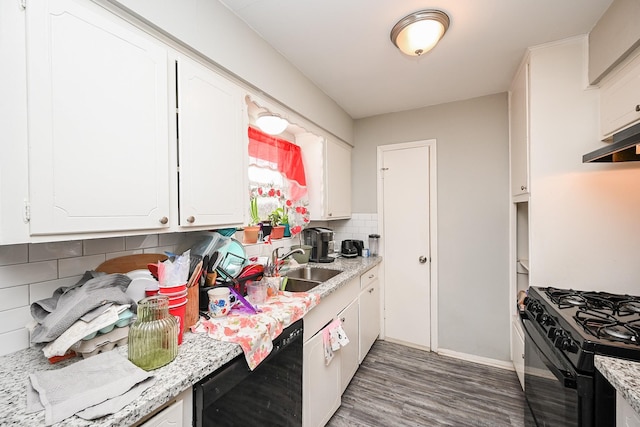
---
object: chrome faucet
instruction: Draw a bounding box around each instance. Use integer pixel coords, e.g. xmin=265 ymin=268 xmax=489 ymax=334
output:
xmin=267 ymin=247 xmax=305 ymax=276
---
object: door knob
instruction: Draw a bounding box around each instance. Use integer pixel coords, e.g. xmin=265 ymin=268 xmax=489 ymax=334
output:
xmin=419 ymin=256 xmax=428 ymax=264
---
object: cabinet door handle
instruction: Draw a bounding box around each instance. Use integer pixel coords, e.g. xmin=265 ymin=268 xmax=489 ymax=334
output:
xmin=368 ymin=274 xmax=374 ymax=279
xmin=636 ymin=104 xmax=640 ymax=112
xmin=341 ymin=317 xmax=345 ymax=323
xmin=419 ymin=256 xmax=427 ymax=264
xmin=521 ymin=185 xmax=527 ymax=191
xmin=186 ymin=216 xmax=195 ymax=223
xmin=368 ymin=288 xmax=374 ymax=294
xmin=159 ymin=216 xmax=168 ymax=225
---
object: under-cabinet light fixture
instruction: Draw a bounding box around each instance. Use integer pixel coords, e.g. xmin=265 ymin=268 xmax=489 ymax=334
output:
xmin=390 ymin=9 xmax=450 ymax=57
xmin=256 ymin=113 xmax=289 ymax=135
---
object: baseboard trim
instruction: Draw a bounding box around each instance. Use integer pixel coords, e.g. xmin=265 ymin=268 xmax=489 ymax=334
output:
xmin=436 ymin=348 xmax=515 ymax=371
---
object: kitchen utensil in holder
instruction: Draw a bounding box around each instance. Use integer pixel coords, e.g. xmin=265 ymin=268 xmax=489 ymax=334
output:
xmin=128 ymin=295 xmax=178 ymax=371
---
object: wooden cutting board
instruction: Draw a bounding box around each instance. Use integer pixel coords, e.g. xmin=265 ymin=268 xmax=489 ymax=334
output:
xmin=95 ymin=253 xmax=168 ymax=274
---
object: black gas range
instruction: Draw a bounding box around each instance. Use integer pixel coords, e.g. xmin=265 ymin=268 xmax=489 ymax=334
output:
xmin=521 ymin=286 xmax=640 ymax=427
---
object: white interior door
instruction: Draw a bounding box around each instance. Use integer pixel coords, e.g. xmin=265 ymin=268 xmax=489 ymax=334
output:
xmin=380 ymin=141 xmax=433 ymax=350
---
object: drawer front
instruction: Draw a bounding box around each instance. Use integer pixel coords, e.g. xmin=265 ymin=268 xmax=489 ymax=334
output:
xmin=360 ymin=266 xmax=378 ymax=289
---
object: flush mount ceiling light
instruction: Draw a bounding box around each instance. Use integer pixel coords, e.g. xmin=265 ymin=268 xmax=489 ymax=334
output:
xmin=390 ymin=9 xmax=450 ymax=57
xmin=256 ymin=113 xmax=289 ymax=135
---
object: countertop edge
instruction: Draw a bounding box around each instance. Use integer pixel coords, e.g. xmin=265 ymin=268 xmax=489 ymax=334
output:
xmin=595 ymin=355 xmax=640 ymax=416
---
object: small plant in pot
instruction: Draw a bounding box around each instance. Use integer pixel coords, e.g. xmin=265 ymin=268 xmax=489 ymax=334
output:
xmin=268 ymin=207 xmax=287 ymax=239
xmin=243 ymin=197 xmax=261 ymax=244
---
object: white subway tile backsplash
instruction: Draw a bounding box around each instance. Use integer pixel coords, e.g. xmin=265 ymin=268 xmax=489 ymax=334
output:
xmin=58 ymin=254 xmax=105 ymax=278
xmin=159 ymin=232 xmax=186 ymax=247
xmin=0 ymin=230 xmax=228 ymax=355
xmin=0 ymin=261 xmax=57 ymax=289
xmin=0 ymin=244 xmax=28 ymax=265
xmin=125 ymin=234 xmax=159 ymax=250
xmin=83 ymin=237 xmax=125 ymax=255
xmin=0 ymin=306 xmax=32 ymax=334
xmin=29 ymin=241 xmax=83 ymax=262
xmin=30 ymin=276 xmax=82 ymax=303
xmin=0 ymin=285 xmax=29 ymax=311
xmin=145 ymin=246 xmax=174 ymax=256
xmin=0 ymin=329 xmax=30 ymax=357
xmin=106 ymin=250 xmax=143 ymax=260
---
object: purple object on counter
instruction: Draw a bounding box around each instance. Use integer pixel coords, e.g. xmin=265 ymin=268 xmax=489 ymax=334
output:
xmin=228 ymin=287 xmax=259 ymax=314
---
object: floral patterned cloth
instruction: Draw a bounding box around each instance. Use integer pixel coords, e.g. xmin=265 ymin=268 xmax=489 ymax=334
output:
xmin=191 ymin=290 xmax=320 ymax=370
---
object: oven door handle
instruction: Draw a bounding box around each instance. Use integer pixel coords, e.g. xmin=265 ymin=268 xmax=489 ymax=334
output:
xmin=523 ymin=319 xmax=577 ymax=389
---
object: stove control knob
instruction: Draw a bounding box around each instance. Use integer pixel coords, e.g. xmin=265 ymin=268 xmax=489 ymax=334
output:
xmin=562 ymin=338 xmax=579 ymax=353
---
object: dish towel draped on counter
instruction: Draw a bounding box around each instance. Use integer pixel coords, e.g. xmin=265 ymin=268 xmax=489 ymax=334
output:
xmin=26 ymin=351 xmax=155 ymax=426
xmin=192 ymin=290 xmax=320 ymax=370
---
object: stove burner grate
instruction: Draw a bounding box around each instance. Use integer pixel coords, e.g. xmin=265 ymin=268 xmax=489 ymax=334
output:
xmin=574 ymin=309 xmax=640 ymax=345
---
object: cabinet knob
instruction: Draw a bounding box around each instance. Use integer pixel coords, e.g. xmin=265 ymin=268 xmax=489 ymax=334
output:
xmin=636 ymin=104 xmax=640 ymax=112
xmin=521 ymin=185 xmax=527 ymax=191
xmin=186 ymin=216 xmax=195 ymax=223
xmin=328 ymin=212 xmax=333 ymax=217
xmin=159 ymin=216 xmax=168 ymax=225
xmin=419 ymin=256 xmax=428 ymax=264
xmin=341 ymin=317 xmax=346 ymax=323
xmin=368 ymin=288 xmax=374 ymax=294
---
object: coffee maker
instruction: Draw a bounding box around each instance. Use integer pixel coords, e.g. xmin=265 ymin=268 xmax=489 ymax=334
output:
xmin=303 ymin=227 xmax=335 ymax=263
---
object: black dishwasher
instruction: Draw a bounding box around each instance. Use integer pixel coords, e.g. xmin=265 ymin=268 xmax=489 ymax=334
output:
xmin=193 ymin=319 xmax=303 ymax=427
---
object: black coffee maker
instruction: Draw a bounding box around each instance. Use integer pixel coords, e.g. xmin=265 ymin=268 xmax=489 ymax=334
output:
xmin=303 ymin=227 xmax=335 ymax=263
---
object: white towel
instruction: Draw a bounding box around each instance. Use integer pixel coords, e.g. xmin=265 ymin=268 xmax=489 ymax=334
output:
xmin=27 ymin=351 xmax=153 ymax=425
xmin=322 ymin=318 xmax=349 ymax=365
xmin=42 ymin=304 xmax=129 ymax=358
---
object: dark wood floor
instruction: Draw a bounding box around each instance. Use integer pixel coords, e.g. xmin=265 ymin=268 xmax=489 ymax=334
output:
xmin=327 ymin=340 xmax=526 ymax=427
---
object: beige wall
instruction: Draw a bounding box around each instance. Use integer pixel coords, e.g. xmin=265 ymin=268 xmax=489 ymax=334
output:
xmin=353 ymin=93 xmax=512 ymax=361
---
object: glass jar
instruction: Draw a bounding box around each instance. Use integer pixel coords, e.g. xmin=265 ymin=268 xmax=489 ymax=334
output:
xmin=128 ymin=295 xmax=178 ymax=371
xmin=368 ymin=234 xmax=380 ymax=257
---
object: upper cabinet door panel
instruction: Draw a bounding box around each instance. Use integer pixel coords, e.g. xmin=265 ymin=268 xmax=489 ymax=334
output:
xmin=510 ymin=60 xmax=529 ymax=197
xmin=600 ymin=51 xmax=640 ymax=139
xmin=27 ymin=0 xmax=170 ymax=235
xmin=176 ymin=56 xmax=245 ymax=228
xmin=325 ymin=138 xmax=351 ymax=219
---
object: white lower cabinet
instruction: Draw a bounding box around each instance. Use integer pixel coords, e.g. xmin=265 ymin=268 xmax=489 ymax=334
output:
xmin=303 ymin=327 xmax=341 ymax=427
xmin=141 ymin=388 xmax=192 ymax=427
xmin=511 ymin=318 xmax=525 ymax=390
xmin=339 ymin=299 xmax=359 ymax=394
xmin=302 ymin=265 xmax=381 ymax=427
xmin=617 ymin=392 xmax=640 ymax=427
xmin=359 ymin=280 xmax=380 ymax=363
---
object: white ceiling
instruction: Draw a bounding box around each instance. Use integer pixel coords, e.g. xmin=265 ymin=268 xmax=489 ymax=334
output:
xmin=219 ymin=0 xmax=613 ymax=119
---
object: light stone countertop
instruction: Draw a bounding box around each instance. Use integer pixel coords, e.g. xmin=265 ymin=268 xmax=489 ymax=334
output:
xmin=595 ymin=355 xmax=640 ymax=416
xmin=0 ymin=256 xmax=381 ymax=426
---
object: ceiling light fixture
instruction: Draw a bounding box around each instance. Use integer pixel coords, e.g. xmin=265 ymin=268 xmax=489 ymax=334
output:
xmin=390 ymin=9 xmax=450 ymax=57
xmin=256 ymin=113 xmax=289 ymax=135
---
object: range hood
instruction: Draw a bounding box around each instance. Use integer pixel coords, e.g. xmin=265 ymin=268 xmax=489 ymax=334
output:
xmin=583 ymin=121 xmax=640 ymax=163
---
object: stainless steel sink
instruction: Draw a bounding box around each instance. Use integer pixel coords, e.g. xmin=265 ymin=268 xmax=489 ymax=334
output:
xmin=283 ymin=277 xmax=321 ymax=292
xmin=285 ymin=267 xmax=342 ymax=282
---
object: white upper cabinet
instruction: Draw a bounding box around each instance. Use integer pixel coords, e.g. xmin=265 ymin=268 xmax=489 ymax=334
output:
xmin=325 ymin=137 xmax=352 ymax=219
xmin=26 ymin=0 xmax=170 ymax=235
xmin=298 ymin=133 xmax=352 ymax=221
xmin=599 ymin=49 xmax=640 ymax=140
xmin=509 ymin=58 xmax=530 ymax=198
xmin=176 ymin=56 xmax=246 ymax=228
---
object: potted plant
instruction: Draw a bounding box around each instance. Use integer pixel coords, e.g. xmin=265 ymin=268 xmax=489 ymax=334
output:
xmin=243 ymin=196 xmax=261 ymax=243
xmin=268 ymin=207 xmax=286 ymax=239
